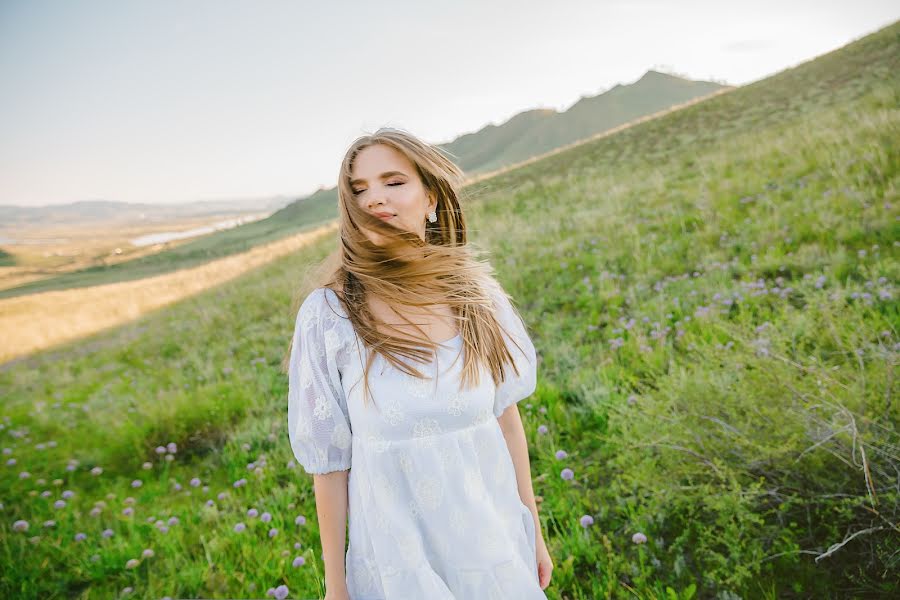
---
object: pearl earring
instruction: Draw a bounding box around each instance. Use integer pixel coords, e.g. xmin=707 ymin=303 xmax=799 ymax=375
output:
xmin=427 ymin=210 xmax=437 ymax=223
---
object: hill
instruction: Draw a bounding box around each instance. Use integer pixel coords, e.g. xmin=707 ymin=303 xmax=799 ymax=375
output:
xmin=1 ymin=20 xmax=897 ymax=598
xmin=436 ymin=69 xmax=728 ymax=174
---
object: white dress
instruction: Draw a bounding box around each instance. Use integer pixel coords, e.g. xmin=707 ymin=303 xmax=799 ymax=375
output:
xmin=287 ymin=283 xmax=547 ymax=600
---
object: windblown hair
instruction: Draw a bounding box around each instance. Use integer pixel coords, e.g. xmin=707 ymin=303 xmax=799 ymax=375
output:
xmin=282 ymin=127 xmax=528 ymax=407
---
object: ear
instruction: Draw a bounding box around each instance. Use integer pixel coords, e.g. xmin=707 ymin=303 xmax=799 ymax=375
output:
xmin=425 ymin=189 xmax=437 ymax=213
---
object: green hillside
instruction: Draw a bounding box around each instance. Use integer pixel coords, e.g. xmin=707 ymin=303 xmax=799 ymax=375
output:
xmin=1 ymin=20 xmax=897 ymax=599
xmin=438 ymin=70 xmax=727 ymax=175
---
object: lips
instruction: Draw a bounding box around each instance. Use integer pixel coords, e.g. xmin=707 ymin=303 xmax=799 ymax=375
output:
xmin=374 ymin=212 xmax=395 ymax=219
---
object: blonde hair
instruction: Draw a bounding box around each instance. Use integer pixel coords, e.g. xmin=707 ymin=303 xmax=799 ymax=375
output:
xmin=283 ymin=126 xmax=529 ymax=407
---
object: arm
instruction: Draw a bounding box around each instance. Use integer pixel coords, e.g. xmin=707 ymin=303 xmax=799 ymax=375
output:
xmin=313 ymin=471 xmax=350 ymax=594
xmin=498 ymin=403 xmax=554 ymax=589
xmin=497 ymin=404 xmax=541 ymax=535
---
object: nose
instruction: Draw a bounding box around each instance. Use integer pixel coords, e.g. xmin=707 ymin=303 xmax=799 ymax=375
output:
xmin=367 ymin=187 xmax=388 ymax=208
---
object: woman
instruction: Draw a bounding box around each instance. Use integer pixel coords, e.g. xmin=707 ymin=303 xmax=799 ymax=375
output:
xmin=286 ymin=127 xmax=553 ymax=599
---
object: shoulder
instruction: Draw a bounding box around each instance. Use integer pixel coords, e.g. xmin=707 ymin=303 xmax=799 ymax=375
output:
xmin=484 ymin=277 xmax=514 ymax=313
xmin=295 ymin=288 xmax=352 ymax=355
xmin=298 ymin=287 xmax=349 ymax=320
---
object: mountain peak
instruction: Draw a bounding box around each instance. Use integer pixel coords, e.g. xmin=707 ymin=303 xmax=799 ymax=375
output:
xmin=637 ymin=69 xmax=677 ymax=83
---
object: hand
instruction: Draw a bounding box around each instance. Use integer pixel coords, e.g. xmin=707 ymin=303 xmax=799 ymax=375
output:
xmin=324 ymin=584 xmax=350 ymax=600
xmin=535 ymin=533 xmax=554 ymax=590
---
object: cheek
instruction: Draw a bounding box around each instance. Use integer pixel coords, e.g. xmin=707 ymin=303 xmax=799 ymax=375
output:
xmin=401 ymin=188 xmax=427 ymax=213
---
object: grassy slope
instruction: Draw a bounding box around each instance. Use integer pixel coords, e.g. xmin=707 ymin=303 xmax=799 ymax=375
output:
xmin=1 ymin=21 xmax=897 ymax=599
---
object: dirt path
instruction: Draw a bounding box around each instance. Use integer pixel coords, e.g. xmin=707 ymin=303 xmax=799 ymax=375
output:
xmin=0 ymin=221 xmax=337 ymax=368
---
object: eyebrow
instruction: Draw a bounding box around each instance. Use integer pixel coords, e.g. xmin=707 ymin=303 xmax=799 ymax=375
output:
xmin=349 ymin=170 xmax=408 ymax=186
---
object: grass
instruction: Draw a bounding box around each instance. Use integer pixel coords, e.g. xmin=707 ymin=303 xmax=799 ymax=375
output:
xmin=1 ymin=20 xmax=898 ymax=600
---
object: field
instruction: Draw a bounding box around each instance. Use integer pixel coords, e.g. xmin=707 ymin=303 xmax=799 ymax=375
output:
xmin=0 ymin=195 xmax=337 ymax=300
xmin=1 ymin=21 xmax=898 ymax=600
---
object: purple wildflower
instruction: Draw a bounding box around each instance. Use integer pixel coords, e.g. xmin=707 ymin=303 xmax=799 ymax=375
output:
xmin=273 ymin=585 xmax=289 ymax=600
xmin=554 ymin=450 xmax=567 ymax=460
xmin=292 ymin=556 xmax=305 ymax=567
xmin=537 ymin=425 xmax=548 ymax=435
xmin=234 ymin=522 xmax=246 ymax=533
xmin=632 ymin=532 xmax=647 ymax=544
xmin=74 ymin=532 xmax=87 ymax=541
xmin=13 ymin=520 xmax=29 ymax=532
xmin=580 ymin=515 xmax=594 ymax=528
xmin=561 ymin=468 xmax=574 ymax=481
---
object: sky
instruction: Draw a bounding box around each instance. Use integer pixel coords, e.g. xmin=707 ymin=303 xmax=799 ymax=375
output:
xmin=1 ymin=0 xmax=897 ymax=208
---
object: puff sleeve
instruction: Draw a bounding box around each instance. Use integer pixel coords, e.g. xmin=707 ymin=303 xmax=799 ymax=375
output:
xmin=287 ymin=288 xmax=353 ymax=474
xmin=491 ymin=285 xmax=538 ymax=418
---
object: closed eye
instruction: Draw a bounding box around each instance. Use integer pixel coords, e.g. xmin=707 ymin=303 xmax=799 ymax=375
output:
xmin=352 ymin=182 xmax=404 ymax=195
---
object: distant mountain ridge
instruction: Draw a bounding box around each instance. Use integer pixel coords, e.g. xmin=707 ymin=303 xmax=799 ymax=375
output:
xmin=435 ymin=69 xmax=730 ymax=174
xmin=0 ymin=196 xmax=297 ymax=228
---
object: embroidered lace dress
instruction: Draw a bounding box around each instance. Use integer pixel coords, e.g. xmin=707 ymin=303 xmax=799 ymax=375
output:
xmin=287 ymin=284 xmax=547 ymax=600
